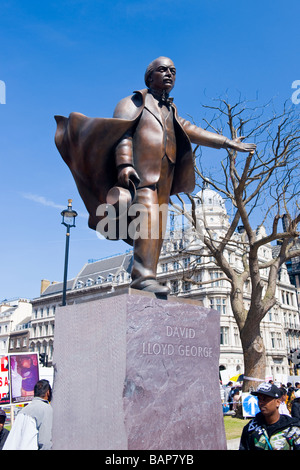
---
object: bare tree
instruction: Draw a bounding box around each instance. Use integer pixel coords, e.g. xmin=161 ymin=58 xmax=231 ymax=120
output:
xmin=171 ymin=97 xmax=300 ymax=391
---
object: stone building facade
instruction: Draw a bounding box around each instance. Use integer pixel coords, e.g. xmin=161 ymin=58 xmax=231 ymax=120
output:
xmin=0 ymin=299 xmax=32 ymax=356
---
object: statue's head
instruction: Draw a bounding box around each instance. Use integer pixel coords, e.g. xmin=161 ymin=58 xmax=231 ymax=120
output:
xmin=144 ymin=56 xmax=176 ymax=93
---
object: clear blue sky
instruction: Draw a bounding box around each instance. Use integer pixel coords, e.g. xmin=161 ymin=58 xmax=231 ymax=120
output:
xmin=0 ymin=0 xmax=299 ymax=301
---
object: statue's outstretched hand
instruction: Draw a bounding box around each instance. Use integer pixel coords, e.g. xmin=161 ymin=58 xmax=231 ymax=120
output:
xmin=228 ymin=136 xmax=256 ymax=154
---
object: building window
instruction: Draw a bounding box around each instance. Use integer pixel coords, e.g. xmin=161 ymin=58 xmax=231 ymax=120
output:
xmin=234 ymin=327 xmax=240 ymax=346
xmin=271 ymin=332 xmax=275 ymax=348
xmin=161 ymin=263 xmax=168 ymax=273
xmin=194 ymin=273 xmax=202 ymax=284
xmin=173 ymin=261 xmax=180 ymax=270
xmin=269 ymin=311 xmax=272 ymax=321
xmin=220 ymin=327 xmax=229 ymax=345
xmin=182 ymin=281 xmax=191 ymax=292
xmin=210 ymin=297 xmax=227 ymax=314
xmin=277 ymin=333 xmax=283 ymax=349
xmin=210 ymin=271 xmax=223 ymax=287
xmin=171 ymin=280 xmax=179 ymax=294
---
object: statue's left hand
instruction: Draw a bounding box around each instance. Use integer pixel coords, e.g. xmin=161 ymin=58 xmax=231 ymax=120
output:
xmin=228 ymin=136 xmax=256 ymax=154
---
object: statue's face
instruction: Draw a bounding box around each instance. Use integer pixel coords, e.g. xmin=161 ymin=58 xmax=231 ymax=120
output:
xmin=149 ymin=58 xmax=176 ymax=93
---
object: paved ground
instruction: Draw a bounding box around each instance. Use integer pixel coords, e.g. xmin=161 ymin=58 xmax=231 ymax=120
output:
xmin=226 ymin=438 xmax=240 ymax=450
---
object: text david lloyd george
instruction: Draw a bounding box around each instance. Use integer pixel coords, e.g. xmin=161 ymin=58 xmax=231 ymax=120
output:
xmin=142 ymin=325 xmax=213 ymax=358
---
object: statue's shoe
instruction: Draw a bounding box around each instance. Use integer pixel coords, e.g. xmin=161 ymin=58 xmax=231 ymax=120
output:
xmin=130 ymin=279 xmax=170 ymax=295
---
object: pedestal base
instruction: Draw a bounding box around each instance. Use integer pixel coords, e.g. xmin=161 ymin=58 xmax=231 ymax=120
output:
xmin=51 ymin=290 xmax=226 ymax=450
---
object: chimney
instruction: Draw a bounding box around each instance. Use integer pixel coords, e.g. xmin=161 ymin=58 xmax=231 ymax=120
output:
xmin=40 ymin=279 xmax=51 ymax=295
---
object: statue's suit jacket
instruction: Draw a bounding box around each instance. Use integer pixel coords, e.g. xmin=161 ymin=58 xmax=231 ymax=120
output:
xmin=113 ymin=89 xmax=227 ymax=191
xmin=54 ymin=89 xmax=227 ymax=240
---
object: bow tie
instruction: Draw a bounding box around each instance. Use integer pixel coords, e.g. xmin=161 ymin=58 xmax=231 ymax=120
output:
xmin=161 ymin=95 xmax=174 ymax=106
xmin=149 ymin=90 xmax=174 ymax=107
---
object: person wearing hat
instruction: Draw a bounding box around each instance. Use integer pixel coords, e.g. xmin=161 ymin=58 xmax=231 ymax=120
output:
xmin=291 ymin=390 xmax=300 ymax=420
xmin=239 ymin=382 xmax=300 ymax=450
xmin=0 ymin=409 xmax=9 ymax=450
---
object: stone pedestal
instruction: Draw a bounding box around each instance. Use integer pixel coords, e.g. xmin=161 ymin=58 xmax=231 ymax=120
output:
xmin=51 ymin=290 xmax=226 ymax=450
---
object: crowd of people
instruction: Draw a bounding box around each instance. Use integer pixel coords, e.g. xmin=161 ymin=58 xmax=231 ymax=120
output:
xmin=220 ymin=378 xmax=300 ymax=450
xmin=220 ymin=380 xmax=242 ymax=413
xmin=221 ymin=379 xmax=300 ymax=417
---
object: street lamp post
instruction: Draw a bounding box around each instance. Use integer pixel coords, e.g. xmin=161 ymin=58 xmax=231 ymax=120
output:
xmin=61 ymin=199 xmax=77 ymax=306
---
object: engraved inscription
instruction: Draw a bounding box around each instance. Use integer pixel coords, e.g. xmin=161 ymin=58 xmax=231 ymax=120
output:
xmin=166 ymin=325 xmax=195 ymax=339
xmin=142 ymin=325 xmax=213 ymax=358
xmin=142 ymin=342 xmax=175 ymax=356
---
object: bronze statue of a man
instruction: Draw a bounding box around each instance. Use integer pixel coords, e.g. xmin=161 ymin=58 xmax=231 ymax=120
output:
xmin=55 ymin=57 xmax=256 ymax=294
